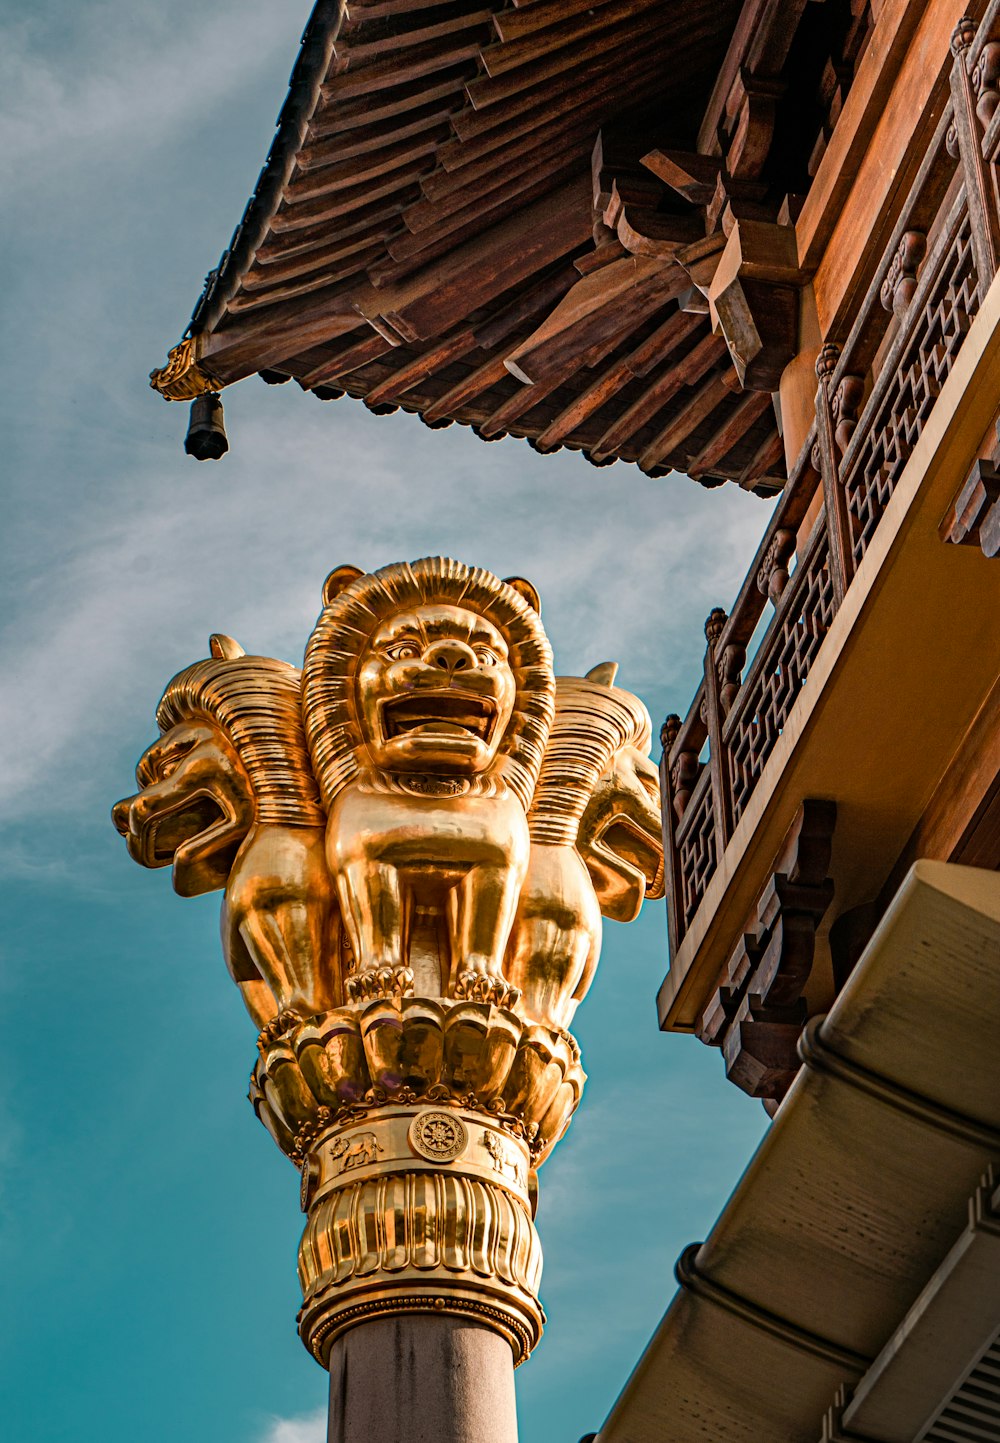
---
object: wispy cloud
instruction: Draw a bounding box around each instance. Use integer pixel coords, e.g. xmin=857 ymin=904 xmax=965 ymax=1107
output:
xmin=0 ymin=1 xmax=301 ymax=191
xmin=0 ymin=398 xmax=768 ymax=830
xmin=258 ymin=1407 xmax=326 ymax=1443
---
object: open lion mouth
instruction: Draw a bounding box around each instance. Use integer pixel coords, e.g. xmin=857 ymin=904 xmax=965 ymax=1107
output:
xmin=382 ymin=692 xmax=497 ymax=741
xmin=146 ymin=796 xmax=225 ymax=864
xmin=599 ymin=816 xmax=665 ymax=895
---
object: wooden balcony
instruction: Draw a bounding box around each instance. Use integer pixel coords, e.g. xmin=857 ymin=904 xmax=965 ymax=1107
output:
xmin=658 ymin=4 xmax=1000 ymax=1086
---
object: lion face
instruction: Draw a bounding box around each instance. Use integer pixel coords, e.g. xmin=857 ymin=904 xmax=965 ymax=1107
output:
xmin=577 ymin=745 xmax=664 ymax=923
xmin=356 ymin=604 xmax=517 ymax=774
xmin=112 ymin=721 xmax=255 ymax=896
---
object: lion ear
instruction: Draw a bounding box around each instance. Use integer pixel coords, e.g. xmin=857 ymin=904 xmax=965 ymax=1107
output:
xmin=503 ymin=575 xmax=542 ymax=614
xmin=585 ymin=661 xmax=619 ymax=687
xmin=322 ymin=565 xmax=364 ymax=607
xmin=210 ymin=634 xmax=245 ymax=660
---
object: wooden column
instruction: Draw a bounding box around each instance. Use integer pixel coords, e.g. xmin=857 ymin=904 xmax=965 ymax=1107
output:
xmin=660 ymin=714 xmax=684 ymax=958
xmin=813 ymin=342 xmax=854 ymax=606
xmin=703 ymin=609 xmax=733 ymax=858
xmin=950 ymin=17 xmax=1000 ymax=300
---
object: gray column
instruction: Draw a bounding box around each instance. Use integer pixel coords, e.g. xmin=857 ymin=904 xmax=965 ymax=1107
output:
xmin=327 ymin=1314 xmax=518 ymax=1443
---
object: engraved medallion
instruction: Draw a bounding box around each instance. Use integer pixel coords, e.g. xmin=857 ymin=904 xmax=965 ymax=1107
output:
xmin=408 ymin=1109 xmax=468 ymax=1163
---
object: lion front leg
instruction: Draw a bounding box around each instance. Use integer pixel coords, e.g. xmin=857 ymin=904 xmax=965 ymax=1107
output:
xmin=336 ymin=860 xmax=413 ymax=1002
xmin=450 ymin=863 xmax=522 ymax=1008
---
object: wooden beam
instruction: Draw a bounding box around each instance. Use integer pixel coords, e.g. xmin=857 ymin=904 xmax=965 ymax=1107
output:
xmin=590 ymin=332 xmax=726 ymax=459
xmin=403 ymin=127 xmax=591 ymax=230
xmin=687 ymin=390 xmax=773 ymax=478
xmin=479 ymin=373 xmax=565 ymax=437
xmin=440 ymin=47 xmax=669 ymax=173
xmin=244 ymin=232 xmax=392 ymax=290
xmin=453 ymin=28 xmax=669 ymax=138
xmin=421 ymin=110 xmax=603 ymax=202
xmin=493 ymin=0 xmax=627 ymax=44
xmin=503 ymin=255 xmax=679 ymax=384
xmin=358 ymin=173 xmax=593 ymax=342
xmin=535 ymin=309 xmax=704 ymax=447
xmin=481 ymin=0 xmax=664 ymax=79
xmin=229 ymin=245 xmax=384 ymax=310
xmin=288 ymin=129 xmax=449 ymax=196
xmin=308 ymin=71 xmax=471 ymax=137
xmin=202 ymin=288 xmax=368 ymax=381
xmin=335 ymin=10 xmax=493 ymax=63
xmin=697 ymin=0 xmax=809 ymax=155
xmin=299 ymin=98 xmax=460 ymax=168
xmin=467 ymin=6 xmax=685 ymax=109
xmin=422 ymin=353 xmax=511 ymax=421
xmin=254 ymin=189 xmax=421 ymax=264
xmin=362 ymin=328 xmax=478 ymax=405
xmin=321 ymin=37 xmax=484 ymax=98
xmin=638 ymin=371 xmax=735 ymax=472
xmin=269 ymin=159 xmax=434 ymax=233
xmin=737 ymin=428 xmax=785 ymax=489
xmin=300 ymin=330 xmax=396 ymax=388
xmin=373 ymin=165 xmax=581 ymax=280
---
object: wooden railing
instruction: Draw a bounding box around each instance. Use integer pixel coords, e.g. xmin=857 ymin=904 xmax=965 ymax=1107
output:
xmin=661 ymin=5 xmax=1000 ymax=957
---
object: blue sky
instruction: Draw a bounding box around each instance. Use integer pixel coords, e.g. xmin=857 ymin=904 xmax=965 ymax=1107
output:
xmin=0 ymin=4 xmax=769 ymax=1439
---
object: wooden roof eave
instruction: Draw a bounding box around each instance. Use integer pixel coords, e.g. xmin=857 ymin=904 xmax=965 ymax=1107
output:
xmin=149 ymin=0 xmax=347 ymax=400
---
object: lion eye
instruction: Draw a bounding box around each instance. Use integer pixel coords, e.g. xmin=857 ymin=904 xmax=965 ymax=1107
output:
xmin=476 ymin=649 xmax=499 ymax=667
xmin=387 ymin=642 xmax=420 ymax=661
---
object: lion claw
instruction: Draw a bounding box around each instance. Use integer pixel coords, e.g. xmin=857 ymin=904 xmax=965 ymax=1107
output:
xmin=346 ymin=965 xmax=415 ymax=1003
xmin=454 ymin=970 xmax=520 ymax=1009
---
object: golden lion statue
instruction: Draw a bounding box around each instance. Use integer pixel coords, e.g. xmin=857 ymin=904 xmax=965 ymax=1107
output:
xmin=506 ymin=663 xmax=665 ymax=1031
xmin=112 ymin=558 xmax=663 ymax=1038
xmin=301 ymin=558 xmax=555 ymax=1006
xmin=112 ymin=635 xmax=334 ymax=1028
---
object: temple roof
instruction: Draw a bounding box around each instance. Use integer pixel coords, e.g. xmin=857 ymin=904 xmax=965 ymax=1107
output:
xmin=153 ymin=0 xmax=873 ymax=491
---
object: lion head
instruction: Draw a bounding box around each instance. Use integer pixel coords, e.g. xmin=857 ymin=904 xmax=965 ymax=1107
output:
xmin=302 ymin=558 xmax=554 ymax=810
xmin=530 ymin=663 xmax=664 ymax=921
xmin=113 ymin=635 xmax=324 ymax=895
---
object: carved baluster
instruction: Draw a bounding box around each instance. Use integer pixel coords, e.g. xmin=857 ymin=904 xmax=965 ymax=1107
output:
xmin=813 ymin=344 xmax=853 ymax=606
xmin=717 ymin=641 xmax=747 ymax=714
xmin=879 ymin=230 xmax=927 ymax=317
xmin=660 ymin=713 xmax=684 ymax=955
xmin=951 ymin=18 xmax=1000 ymax=298
xmin=670 ymin=746 xmax=701 ymax=820
xmin=703 ymin=608 xmax=733 ymax=851
xmin=755 ymin=527 xmax=797 ymax=606
xmin=972 ymin=40 xmax=1000 ymax=128
xmin=830 ymin=374 xmax=865 ymax=455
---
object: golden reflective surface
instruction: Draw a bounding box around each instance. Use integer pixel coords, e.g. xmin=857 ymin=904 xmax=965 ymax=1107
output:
xmin=113 ymin=557 xmax=662 ymax=1362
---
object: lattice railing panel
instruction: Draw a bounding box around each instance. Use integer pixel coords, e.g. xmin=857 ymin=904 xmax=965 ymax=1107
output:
xmin=842 ymin=208 xmax=979 ymax=566
xmin=676 ymin=767 xmax=717 ymax=928
xmin=725 ymin=525 xmax=836 ymax=825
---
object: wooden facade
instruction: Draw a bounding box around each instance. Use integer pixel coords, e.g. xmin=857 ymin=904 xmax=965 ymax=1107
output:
xmin=658 ymin=0 xmax=1000 ymax=1114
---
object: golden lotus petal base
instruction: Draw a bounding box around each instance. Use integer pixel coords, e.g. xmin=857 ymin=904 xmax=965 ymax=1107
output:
xmin=297 ymin=1102 xmax=544 ymax=1367
xmin=249 ymin=997 xmax=586 ymax=1170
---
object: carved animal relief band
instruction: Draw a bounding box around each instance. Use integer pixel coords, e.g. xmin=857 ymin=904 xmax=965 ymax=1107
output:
xmin=113 ymin=556 xmax=663 ymax=1365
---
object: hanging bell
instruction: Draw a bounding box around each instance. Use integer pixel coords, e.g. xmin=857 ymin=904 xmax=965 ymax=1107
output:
xmin=184 ymin=393 xmax=229 ymax=460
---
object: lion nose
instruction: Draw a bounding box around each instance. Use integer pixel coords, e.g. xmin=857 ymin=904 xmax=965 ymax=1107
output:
xmin=111 ymin=797 xmax=133 ymax=836
xmin=425 ymin=640 xmax=477 ymax=673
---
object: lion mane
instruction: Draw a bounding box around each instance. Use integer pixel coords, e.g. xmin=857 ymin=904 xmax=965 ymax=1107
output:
xmin=528 ymin=669 xmax=654 ymax=846
xmin=301 ymin=557 xmax=555 ymax=812
xmin=152 ymin=650 xmax=324 ymax=827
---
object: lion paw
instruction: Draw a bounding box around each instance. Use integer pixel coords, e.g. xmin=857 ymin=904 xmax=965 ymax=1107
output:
xmin=346 ymin=965 xmax=415 ymax=1003
xmin=454 ymin=970 xmax=520 ymax=1009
